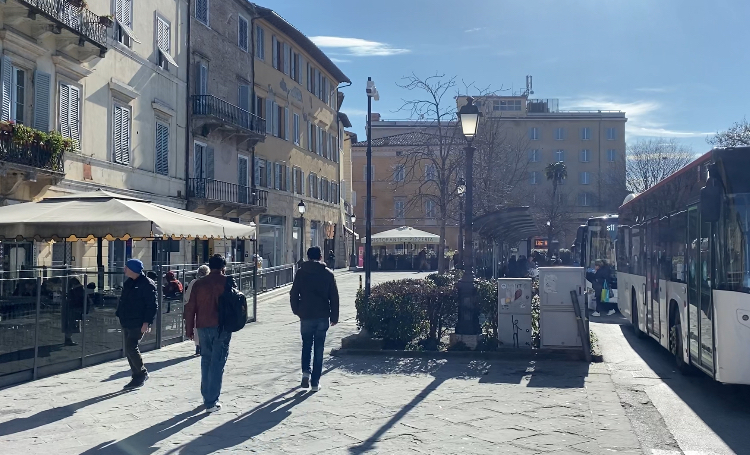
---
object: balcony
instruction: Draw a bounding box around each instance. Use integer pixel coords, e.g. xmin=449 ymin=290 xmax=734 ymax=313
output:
xmin=0 ymin=133 xmax=65 ymax=201
xmin=2 ymin=0 xmax=108 ymax=60
xmin=191 ymin=95 xmax=266 ymax=146
xmin=187 ymin=178 xmax=268 ymax=218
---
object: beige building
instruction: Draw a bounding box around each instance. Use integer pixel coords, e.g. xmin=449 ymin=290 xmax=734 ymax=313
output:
xmin=252 ymin=5 xmax=350 ymax=267
xmin=0 ymin=0 xmax=191 ymax=271
xmin=353 ymin=94 xmax=627 ymax=251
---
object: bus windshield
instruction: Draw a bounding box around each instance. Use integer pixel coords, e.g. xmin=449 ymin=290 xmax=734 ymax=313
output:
xmin=720 ymin=193 xmax=750 ymax=292
xmin=587 ymin=218 xmax=617 ymax=270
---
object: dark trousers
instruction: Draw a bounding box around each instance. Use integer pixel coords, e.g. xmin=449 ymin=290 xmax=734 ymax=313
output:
xmin=300 ymin=318 xmax=329 ymax=386
xmin=123 ymin=327 xmax=147 ymax=379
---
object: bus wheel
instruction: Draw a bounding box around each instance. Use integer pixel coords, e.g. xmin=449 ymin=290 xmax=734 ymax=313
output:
xmin=670 ymin=314 xmax=691 ymax=374
xmin=632 ymin=294 xmax=645 ymax=339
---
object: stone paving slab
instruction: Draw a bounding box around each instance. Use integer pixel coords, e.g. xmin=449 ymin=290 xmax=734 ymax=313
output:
xmin=0 ymin=271 xmax=642 ymax=454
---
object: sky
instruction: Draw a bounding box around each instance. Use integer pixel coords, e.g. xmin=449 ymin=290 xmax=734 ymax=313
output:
xmin=263 ymin=0 xmax=749 ymax=153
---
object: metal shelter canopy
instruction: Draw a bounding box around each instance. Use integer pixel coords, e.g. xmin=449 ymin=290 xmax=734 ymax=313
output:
xmin=472 ymin=207 xmax=539 ymax=243
xmin=370 ymin=226 xmax=440 ymax=245
xmin=0 ymin=190 xmax=256 ymax=241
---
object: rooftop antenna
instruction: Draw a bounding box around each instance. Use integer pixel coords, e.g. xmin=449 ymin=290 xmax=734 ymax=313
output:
xmin=524 ymin=75 xmax=534 ymax=96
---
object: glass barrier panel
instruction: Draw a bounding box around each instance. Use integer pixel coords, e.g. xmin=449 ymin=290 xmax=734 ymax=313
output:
xmin=82 ymin=272 xmax=123 ymax=357
xmin=36 ymin=274 xmax=85 ymax=367
xmin=0 ymin=278 xmax=38 ymax=376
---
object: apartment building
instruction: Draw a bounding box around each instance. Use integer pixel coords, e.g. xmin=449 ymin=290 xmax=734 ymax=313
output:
xmin=353 ymin=94 xmax=627 ymax=249
xmin=0 ymin=0 xmax=190 ymax=271
xmin=252 ymin=5 xmax=350 ymax=267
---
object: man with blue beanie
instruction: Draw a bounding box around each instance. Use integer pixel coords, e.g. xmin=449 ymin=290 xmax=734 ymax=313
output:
xmin=116 ymin=258 xmax=158 ymax=389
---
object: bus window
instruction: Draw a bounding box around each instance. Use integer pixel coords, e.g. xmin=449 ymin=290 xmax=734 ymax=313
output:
xmin=616 ymin=226 xmax=630 ymax=273
xmin=631 ymin=225 xmax=641 ymax=276
xmin=670 ymin=211 xmax=688 ymax=283
xmin=719 ymin=193 xmax=750 ymax=292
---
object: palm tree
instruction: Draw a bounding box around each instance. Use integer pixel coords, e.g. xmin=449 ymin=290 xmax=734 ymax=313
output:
xmin=544 ymin=161 xmax=567 ymax=258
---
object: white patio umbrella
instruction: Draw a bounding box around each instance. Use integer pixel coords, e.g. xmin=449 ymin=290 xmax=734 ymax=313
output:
xmin=370 ymin=226 xmax=440 ymax=245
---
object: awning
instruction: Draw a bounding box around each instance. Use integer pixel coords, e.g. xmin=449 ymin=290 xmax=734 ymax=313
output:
xmin=370 ymin=226 xmax=440 ymax=245
xmin=473 ymin=207 xmax=539 ymax=243
xmin=0 ymin=190 xmax=255 ymax=241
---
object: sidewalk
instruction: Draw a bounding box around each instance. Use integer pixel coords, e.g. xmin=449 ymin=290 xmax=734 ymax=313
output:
xmin=0 ymin=271 xmax=642 ymax=454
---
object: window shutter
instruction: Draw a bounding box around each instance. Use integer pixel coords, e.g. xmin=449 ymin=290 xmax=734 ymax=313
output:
xmin=33 ymin=71 xmax=51 ymax=131
xmin=265 ymin=99 xmax=272 ymax=133
xmin=265 ymin=163 xmax=272 ymax=188
xmin=205 ymin=146 xmax=214 ymax=179
xmin=284 ymin=106 xmax=289 ymax=141
xmin=254 ymin=157 xmax=260 ymax=183
xmin=238 ymin=85 xmax=249 ymax=111
xmin=68 ymin=85 xmax=80 ymax=144
xmin=194 ymin=144 xmax=203 ymax=178
xmin=157 ymin=17 xmax=169 ymax=52
xmin=272 ymin=102 xmax=279 ymax=137
xmin=196 ymin=64 xmax=207 ymax=95
xmin=155 ymin=122 xmax=169 ymax=176
xmin=238 ymin=157 xmax=248 ymax=186
xmin=195 ymin=0 xmax=208 ymax=24
xmin=0 ymin=57 xmax=11 ymax=121
xmin=113 ymin=105 xmax=122 ymax=163
xmin=318 ymin=179 xmax=322 ymax=200
xmin=113 ymin=105 xmax=129 ymax=165
xmin=283 ymin=43 xmax=290 ymax=75
xmin=286 ymin=166 xmax=292 ymax=192
xmin=238 ymin=16 xmax=248 ymax=51
xmin=272 ymin=36 xmax=278 ymax=69
xmin=307 ymin=121 xmax=312 ymax=151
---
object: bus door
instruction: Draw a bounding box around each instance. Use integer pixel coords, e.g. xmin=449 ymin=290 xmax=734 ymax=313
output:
xmin=647 ymin=219 xmax=661 ymax=338
xmin=687 ymin=207 xmax=700 ymax=363
xmin=698 ymin=214 xmax=715 ymax=373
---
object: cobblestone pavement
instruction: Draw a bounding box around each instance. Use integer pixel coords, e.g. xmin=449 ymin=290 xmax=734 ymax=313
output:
xmin=0 ymin=271 xmax=642 ymax=454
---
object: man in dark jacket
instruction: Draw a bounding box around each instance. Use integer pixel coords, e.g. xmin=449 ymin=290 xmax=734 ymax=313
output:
xmin=290 ymin=247 xmax=339 ymax=392
xmin=116 ymin=259 xmax=158 ymax=389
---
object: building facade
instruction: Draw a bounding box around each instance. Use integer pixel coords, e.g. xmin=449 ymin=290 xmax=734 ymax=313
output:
xmin=252 ymin=6 xmax=349 ymax=267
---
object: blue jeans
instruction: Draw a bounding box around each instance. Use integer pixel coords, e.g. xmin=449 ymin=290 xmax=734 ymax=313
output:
xmin=300 ymin=318 xmax=329 ymax=386
xmin=197 ymin=326 xmax=231 ymax=408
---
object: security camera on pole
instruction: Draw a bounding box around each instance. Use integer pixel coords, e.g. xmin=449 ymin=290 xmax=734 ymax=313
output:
xmin=365 ymin=78 xmax=379 ymax=304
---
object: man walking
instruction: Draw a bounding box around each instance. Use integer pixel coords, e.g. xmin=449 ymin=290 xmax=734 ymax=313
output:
xmin=290 ymin=247 xmax=339 ymax=392
xmin=116 ymin=259 xmax=158 ymax=390
xmin=185 ymin=254 xmax=233 ymax=412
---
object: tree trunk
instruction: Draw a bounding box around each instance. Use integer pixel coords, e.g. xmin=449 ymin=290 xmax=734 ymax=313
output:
xmin=547 ymin=180 xmax=558 ymax=259
xmin=438 ymin=219 xmax=447 ymax=273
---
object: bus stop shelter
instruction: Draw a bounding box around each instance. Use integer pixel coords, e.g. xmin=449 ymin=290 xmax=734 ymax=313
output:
xmin=472 ymin=207 xmax=539 ymax=278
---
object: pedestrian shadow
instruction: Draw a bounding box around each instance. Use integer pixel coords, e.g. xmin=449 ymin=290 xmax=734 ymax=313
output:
xmin=79 ymin=405 xmax=206 ymax=455
xmin=166 ymin=388 xmax=312 ymax=455
xmin=0 ymin=390 xmax=129 ymax=437
xmin=102 ymin=356 xmax=195 ymax=382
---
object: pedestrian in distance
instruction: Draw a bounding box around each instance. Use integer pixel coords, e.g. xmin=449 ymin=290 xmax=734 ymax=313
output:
xmin=417 ymin=247 xmax=428 ymax=273
xmin=185 ymin=254 xmax=234 ymax=413
xmin=183 ymin=265 xmax=210 ymax=356
xmin=290 ymin=246 xmax=339 ymax=392
xmin=163 ymin=270 xmax=183 ymax=299
xmin=115 ymin=259 xmax=158 ymax=390
xmin=590 ymin=259 xmax=615 ymax=317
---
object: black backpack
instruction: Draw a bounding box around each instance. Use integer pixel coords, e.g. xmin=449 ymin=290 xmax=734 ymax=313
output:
xmin=218 ymin=277 xmax=248 ymax=333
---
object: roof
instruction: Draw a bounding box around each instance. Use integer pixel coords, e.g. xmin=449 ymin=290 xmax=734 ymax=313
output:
xmin=472 ymin=207 xmax=539 ymax=243
xmin=338 ymin=112 xmax=352 ymax=128
xmin=254 ymin=4 xmax=350 ymax=84
xmin=352 ymin=131 xmax=466 ymax=148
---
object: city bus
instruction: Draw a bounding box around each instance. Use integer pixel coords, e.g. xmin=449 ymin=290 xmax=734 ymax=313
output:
xmin=617 ymin=146 xmax=750 ymax=384
xmin=575 ymin=215 xmax=619 ymax=304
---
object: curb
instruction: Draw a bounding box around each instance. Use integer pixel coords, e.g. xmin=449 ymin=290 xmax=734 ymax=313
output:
xmin=330 ymin=347 xmax=603 ymax=363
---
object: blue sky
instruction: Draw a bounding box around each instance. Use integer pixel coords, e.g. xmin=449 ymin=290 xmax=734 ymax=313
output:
xmin=263 ymin=0 xmax=749 ymax=153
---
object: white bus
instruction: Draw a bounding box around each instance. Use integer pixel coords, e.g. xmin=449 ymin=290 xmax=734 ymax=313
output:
xmin=617 ymin=147 xmax=750 ymax=384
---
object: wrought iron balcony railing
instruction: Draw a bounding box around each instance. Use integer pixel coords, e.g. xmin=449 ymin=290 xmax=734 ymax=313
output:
xmin=0 ymin=135 xmax=65 ymax=173
xmin=192 ymin=95 xmax=266 ymax=136
xmin=18 ymin=0 xmax=109 ymax=49
xmin=188 ymin=178 xmax=268 ymax=208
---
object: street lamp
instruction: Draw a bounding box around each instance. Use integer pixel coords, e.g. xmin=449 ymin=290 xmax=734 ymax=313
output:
xmin=365 ymin=77 xmax=379 ymax=303
xmin=456 ymin=178 xmax=466 ymax=270
xmin=349 ymin=212 xmax=357 ymax=268
xmin=298 ymin=200 xmax=306 ymax=265
xmin=453 ymin=96 xmax=482 ymax=347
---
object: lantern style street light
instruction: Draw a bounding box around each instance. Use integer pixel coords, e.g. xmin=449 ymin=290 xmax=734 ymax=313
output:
xmin=297 ymin=200 xmax=306 ymax=264
xmin=349 ymin=212 xmax=357 ymax=267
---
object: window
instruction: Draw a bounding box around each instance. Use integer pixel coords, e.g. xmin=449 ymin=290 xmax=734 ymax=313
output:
xmin=554 ymin=149 xmax=565 ymax=162
xmin=156 ymin=17 xmax=176 ymax=70
xmin=115 ymin=0 xmax=135 ymax=47
xmin=193 ymin=143 xmax=213 ymax=179
xmin=606 ymin=127 xmax=616 ymax=141
xmin=579 ymin=172 xmax=590 ymax=185
xmin=555 ymin=127 xmax=565 ymax=140
xmin=296 ymin=168 xmax=304 ymax=194
xmin=113 ymin=104 xmax=131 ymax=165
xmin=394 ymin=199 xmax=405 ymax=219
xmin=492 ymin=99 xmax=522 ymax=111
xmin=393 ymin=164 xmax=405 ymax=182
xmin=425 ymin=200 xmax=436 ymax=218
xmin=578 ymin=192 xmax=591 ymax=207
xmin=155 ymin=121 xmax=169 ymax=176
xmin=425 ymin=164 xmax=436 ymax=181
xmin=273 ymin=163 xmax=288 ymax=191
xmin=256 ymin=158 xmax=268 ymax=187
xmin=255 ymin=95 xmax=264 ymax=119
xmin=272 ymin=36 xmax=286 ymax=72
xmin=529 ymin=127 xmax=540 ymax=140
xmin=255 ymin=26 xmax=265 ymax=60
xmin=322 ymin=178 xmax=329 ymax=202
xmin=529 ymin=171 xmax=540 ymax=185
xmin=528 ymin=149 xmax=540 ymax=162
xmin=196 ymin=63 xmax=208 ymax=95
xmin=58 ymin=82 xmax=80 ymax=144
xmin=238 ymin=15 xmax=248 ymax=51
xmin=581 ymin=127 xmax=591 ymax=140
xmin=195 ymin=0 xmax=208 ymax=26
xmin=607 ymin=149 xmax=616 ymax=162
xmin=293 ymin=113 xmax=300 ymax=145
xmin=580 ymin=149 xmax=591 ymax=162
xmin=307 ymin=64 xmax=317 ymax=95
xmin=363 ymin=165 xmax=374 ymax=181
xmin=11 ymin=67 xmax=24 ymax=124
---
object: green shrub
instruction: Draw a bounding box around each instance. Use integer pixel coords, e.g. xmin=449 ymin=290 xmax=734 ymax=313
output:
xmin=355 ymin=279 xmax=429 ymax=349
xmin=475 ymin=278 xmax=499 ymax=340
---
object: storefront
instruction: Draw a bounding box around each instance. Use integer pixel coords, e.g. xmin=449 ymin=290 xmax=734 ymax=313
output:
xmin=258 ymin=215 xmax=285 ymax=268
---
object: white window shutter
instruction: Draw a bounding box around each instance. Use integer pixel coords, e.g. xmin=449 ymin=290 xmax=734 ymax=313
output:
xmin=68 ymin=86 xmax=80 ymax=144
xmin=33 ymin=71 xmax=51 ymax=131
xmin=113 ymin=106 xmax=122 ymax=163
xmin=307 ymin=121 xmax=312 ymax=151
xmin=272 ymin=102 xmax=279 ymax=137
xmin=157 ymin=17 xmax=170 ymax=52
xmin=206 ymin=146 xmax=214 ymax=179
xmin=272 ymin=36 xmax=278 ymax=69
xmin=238 ymin=16 xmax=248 ymax=51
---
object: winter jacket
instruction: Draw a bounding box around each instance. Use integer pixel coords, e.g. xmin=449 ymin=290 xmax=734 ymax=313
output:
xmin=184 ymin=270 xmax=228 ymax=334
xmin=116 ymin=274 xmax=158 ymax=329
xmin=290 ymin=261 xmax=339 ymax=323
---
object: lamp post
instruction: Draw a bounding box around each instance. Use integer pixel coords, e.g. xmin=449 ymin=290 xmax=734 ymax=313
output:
xmin=349 ymin=212 xmax=357 ymax=268
xmin=456 ymin=178 xmax=466 ymax=270
xmin=453 ymin=97 xmax=482 ymax=347
xmin=298 ymin=200 xmax=306 ymax=265
xmin=365 ymin=77 xmax=379 ymax=303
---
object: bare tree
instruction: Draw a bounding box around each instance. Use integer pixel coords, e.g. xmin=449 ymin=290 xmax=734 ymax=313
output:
xmin=708 ymin=118 xmax=750 ymax=147
xmin=626 ymin=138 xmax=694 ymax=193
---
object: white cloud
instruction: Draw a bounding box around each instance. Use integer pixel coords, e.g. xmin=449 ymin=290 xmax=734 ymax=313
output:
xmin=464 ymin=27 xmax=484 ymax=33
xmin=310 ymin=36 xmax=409 ymax=57
xmin=635 ymin=87 xmax=674 ymax=93
xmin=330 ymin=58 xmax=351 ymax=63
xmin=566 ymin=97 xmax=712 ymax=138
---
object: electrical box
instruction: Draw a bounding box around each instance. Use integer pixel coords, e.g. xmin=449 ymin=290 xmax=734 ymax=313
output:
xmin=498 ymin=313 xmax=533 ymax=348
xmin=498 ymin=278 xmax=532 ymax=314
xmin=538 ymin=267 xmax=586 ymax=348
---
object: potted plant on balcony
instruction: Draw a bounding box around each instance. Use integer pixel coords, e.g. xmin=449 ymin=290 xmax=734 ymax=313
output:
xmin=12 ymin=124 xmax=34 ymax=146
xmin=0 ymin=121 xmax=13 ymax=141
xmin=99 ymin=14 xmax=114 ymax=27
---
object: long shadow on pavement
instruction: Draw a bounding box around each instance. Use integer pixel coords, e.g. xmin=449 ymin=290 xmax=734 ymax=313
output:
xmin=0 ymin=390 xmax=130 ymax=437
xmin=617 ymin=323 xmax=750 ymax=454
xmin=102 ymin=356 xmax=195 ymax=382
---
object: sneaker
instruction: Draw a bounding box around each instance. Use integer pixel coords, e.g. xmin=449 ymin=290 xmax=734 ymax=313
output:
xmin=123 ymin=378 xmax=144 ymax=390
xmin=301 ymin=375 xmax=310 ymax=389
xmin=590 ymin=312 xmax=601 ymax=317
xmin=606 ymin=309 xmax=616 ymax=316
xmin=310 ymin=384 xmax=320 ymax=392
xmin=206 ymin=402 xmax=222 ymax=413
xmin=64 ymin=338 xmax=78 ymax=346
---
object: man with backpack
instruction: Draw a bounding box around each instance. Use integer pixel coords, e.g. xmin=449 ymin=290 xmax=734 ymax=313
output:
xmin=290 ymin=247 xmax=339 ymax=392
xmin=185 ymin=254 xmax=242 ymax=412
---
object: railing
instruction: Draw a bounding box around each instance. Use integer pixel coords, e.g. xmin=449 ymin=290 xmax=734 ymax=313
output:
xmin=258 ymin=264 xmax=294 ymax=291
xmin=19 ymin=0 xmax=109 ymax=48
xmin=192 ymin=95 xmax=266 ymax=136
xmin=188 ymin=178 xmax=268 ymax=208
xmin=0 ymin=135 xmax=64 ymax=173
xmin=527 ymin=99 xmax=560 ymax=113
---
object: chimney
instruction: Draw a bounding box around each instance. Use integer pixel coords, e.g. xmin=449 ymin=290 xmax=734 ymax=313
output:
xmin=371 ymin=113 xmax=381 ymax=122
